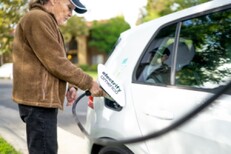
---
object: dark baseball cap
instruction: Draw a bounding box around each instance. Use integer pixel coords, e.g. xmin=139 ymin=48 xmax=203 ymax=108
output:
xmin=70 ymin=0 xmax=87 ymax=14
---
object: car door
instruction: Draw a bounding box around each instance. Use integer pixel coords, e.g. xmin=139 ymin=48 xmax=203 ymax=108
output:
xmin=132 ymin=7 xmax=231 ymax=154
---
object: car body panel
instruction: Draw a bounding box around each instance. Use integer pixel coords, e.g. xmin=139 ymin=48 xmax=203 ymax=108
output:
xmin=85 ymin=96 xmax=150 ymax=153
xmin=130 ymin=84 xmax=231 ymax=154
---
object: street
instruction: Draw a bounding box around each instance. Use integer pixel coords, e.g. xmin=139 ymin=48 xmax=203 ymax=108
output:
xmin=0 ymin=79 xmax=88 ymax=137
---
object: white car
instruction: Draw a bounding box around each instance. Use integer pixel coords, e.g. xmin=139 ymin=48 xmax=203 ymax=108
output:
xmin=84 ymin=0 xmax=231 ymax=154
xmin=0 ymin=63 xmax=13 ymax=79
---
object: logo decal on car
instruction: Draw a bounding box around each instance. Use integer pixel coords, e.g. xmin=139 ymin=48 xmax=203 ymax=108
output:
xmin=100 ymin=71 xmax=122 ymax=94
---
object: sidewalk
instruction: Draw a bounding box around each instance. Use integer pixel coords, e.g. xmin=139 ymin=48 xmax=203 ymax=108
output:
xmin=0 ymin=105 xmax=88 ymax=154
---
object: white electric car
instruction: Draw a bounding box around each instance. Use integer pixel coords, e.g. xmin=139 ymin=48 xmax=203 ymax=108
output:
xmin=84 ymin=0 xmax=231 ymax=153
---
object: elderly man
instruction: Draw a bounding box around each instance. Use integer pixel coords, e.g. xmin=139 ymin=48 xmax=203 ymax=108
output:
xmin=13 ymin=0 xmax=104 ymax=153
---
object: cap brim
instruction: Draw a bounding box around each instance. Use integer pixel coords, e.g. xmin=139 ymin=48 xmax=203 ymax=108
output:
xmin=70 ymin=0 xmax=87 ymax=14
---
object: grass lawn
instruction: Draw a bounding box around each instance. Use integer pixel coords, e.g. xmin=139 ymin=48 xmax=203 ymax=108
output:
xmin=0 ymin=136 xmax=21 ymax=154
xmin=86 ymin=71 xmax=98 ymax=80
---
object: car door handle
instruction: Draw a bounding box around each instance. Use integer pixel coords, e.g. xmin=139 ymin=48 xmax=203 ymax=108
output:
xmin=144 ymin=109 xmax=174 ymax=120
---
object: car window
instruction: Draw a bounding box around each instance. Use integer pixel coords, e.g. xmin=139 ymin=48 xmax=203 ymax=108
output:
xmin=136 ymin=24 xmax=177 ymax=84
xmin=176 ymin=8 xmax=231 ymax=91
xmin=135 ymin=8 xmax=231 ymax=93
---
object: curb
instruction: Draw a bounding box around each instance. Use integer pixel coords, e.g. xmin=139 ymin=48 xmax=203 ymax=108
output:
xmin=0 ymin=105 xmax=88 ymax=154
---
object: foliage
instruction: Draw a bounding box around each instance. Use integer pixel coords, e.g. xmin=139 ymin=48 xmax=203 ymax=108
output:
xmin=143 ymin=0 xmax=170 ymax=22
xmin=143 ymin=0 xmax=211 ymax=22
xmin=60 ymin=15 xmax=89 ymax=43
xmin=88 ymin=16 xmax=130 ymax=54
xmin=0 ymin=0 xmax=27 ymax=55
xmin=177 ymin=9 xmax=231 ymax=86
xmin=0 ymin=137 xmax=21 ymax=154
xmin=79 ymin=64 xmax=97 ymax=72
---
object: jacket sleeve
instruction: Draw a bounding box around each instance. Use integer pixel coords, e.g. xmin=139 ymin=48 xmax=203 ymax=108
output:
xmin=23 ymin=11 xmax=93 ymax=90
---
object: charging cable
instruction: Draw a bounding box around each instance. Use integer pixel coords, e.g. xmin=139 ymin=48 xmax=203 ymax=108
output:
xmin=72 ymin=80 xmax=231 ymax=145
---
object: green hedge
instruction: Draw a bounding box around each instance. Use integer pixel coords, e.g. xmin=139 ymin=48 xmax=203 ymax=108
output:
xmin=79 ymin=64 xmax=98 ymax=72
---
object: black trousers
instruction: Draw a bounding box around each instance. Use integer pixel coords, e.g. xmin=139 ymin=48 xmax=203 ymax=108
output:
xmin=18 ymin=104 xmax=58 ymax=154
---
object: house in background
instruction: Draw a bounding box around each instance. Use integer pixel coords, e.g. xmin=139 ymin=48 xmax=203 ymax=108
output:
xmin=66 ymin=20 xmax=110 ymax=66
xmin=1 ymin=22 xmax=108 ymax=66
xmin=66 ymin=35 xmax=107 ymax=66
xmin=1 ymin=36 xmax=107 ymax=66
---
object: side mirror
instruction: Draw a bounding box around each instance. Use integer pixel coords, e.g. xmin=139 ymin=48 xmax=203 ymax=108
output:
xmin=97 ymin=64 xmax=125 ymax=107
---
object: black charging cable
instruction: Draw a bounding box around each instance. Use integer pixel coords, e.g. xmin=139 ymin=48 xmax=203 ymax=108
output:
xmin=72 ymin=80 xmax=231 ymax=145
xmin=72 ymin=90 xmax=91 ymax=138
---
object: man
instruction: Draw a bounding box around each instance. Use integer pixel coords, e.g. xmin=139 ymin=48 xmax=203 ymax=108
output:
xmin=12 ymin=0 xmax=104 ymax=153
xmin=145 ymin=47 xmax=171 ymax=83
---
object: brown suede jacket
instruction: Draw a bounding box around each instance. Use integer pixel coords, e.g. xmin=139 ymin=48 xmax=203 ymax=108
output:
xmin=12 ymin=4 xmax=93 ymax=110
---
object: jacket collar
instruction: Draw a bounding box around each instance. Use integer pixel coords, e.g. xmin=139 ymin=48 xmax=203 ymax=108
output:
xmin=30 ymin=3 xmax=58 ymax=24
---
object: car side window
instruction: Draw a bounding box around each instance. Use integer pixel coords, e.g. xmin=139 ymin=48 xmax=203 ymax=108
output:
xmin=136 ymin=24 xmax=177 ymax=84
xmin=176 ymin=9 xmax=231 ymax=91
xmin=135 ymin=8 xmax=231 ymax=93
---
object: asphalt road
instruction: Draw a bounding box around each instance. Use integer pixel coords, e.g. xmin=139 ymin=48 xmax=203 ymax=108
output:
xmin=0 ymin=79 xmax=88 ymax=137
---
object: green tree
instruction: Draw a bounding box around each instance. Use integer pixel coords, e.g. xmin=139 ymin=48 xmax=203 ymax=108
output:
xmin=60 ymin=15 xmax=89 ymax=44
xmin=0 ymin=0 xmax=27 ymax=61
xmin=143 ymin=0 xmax=171 ymax=22
xmin=143 ymin=0 xmax=211 ymax=22
xmin=88 ymin=16 xmax=130 ymax=55
xmin=177 ymin=9 xmax=231 ymax=86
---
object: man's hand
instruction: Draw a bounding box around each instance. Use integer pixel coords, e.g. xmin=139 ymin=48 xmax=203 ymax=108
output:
xmin=89 ymin=81 xmax=105 ymax=97
xmin=66 ymin=87 xmax=78 ymax=106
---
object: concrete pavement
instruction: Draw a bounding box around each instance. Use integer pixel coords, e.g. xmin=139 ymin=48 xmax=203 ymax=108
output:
xmin=0 ymin=105 xmax=88 ymax=154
